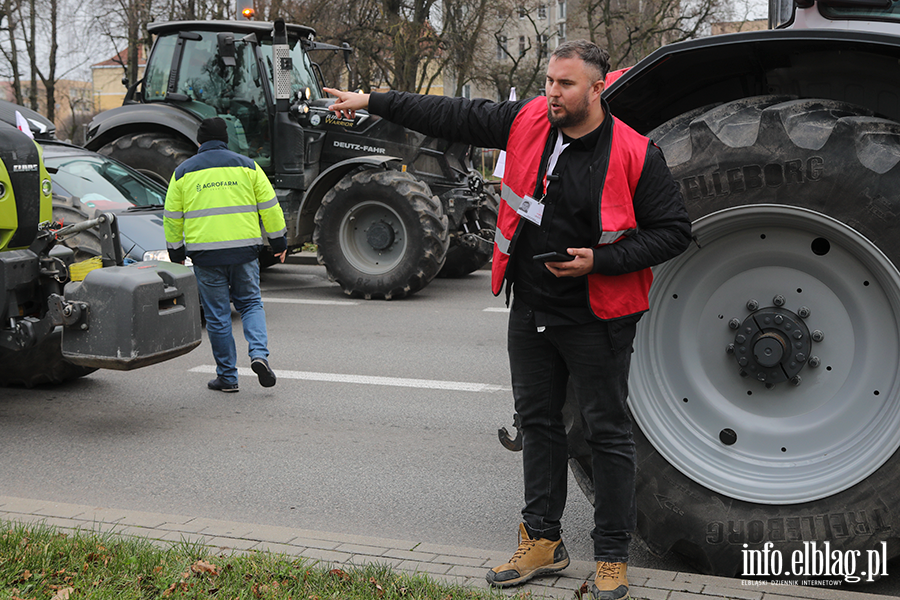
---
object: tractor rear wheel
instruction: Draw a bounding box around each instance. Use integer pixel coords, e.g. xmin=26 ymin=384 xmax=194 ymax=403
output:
xmin=98 ymin=133 xmax=195 ymax=186
xmin=314 ymin=169 xmax=449 ymax=299
xmin=438 ymin=191 xmax=498 ymax=278
xmin=0 ymin=328 xmax=96 ymax=387
xmin=567 ymin=97 xmax=900 ymax=576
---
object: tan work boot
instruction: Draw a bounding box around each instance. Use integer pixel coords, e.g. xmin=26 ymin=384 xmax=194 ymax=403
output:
xmin=591 ymin=561 xmax=629 ymax=600
xmin=485 ymin=523 xmax=570 ymax=587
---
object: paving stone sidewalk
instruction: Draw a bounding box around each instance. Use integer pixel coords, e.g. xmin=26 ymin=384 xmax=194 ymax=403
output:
xmin=0 ymin=495 xmax=886 ymax=600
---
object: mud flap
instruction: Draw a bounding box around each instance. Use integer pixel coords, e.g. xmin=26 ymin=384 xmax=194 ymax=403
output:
xmin=61 ymin=261 xmax=201 ymax=369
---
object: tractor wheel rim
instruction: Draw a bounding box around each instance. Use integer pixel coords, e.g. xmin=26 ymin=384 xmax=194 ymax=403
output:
xmin=630 ymin=204 xmax=900 ymax=504
xmin=338 ymin=200 xmax=408 ymax=275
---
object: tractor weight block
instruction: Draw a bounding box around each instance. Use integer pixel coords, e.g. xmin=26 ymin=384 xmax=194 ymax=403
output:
xmin=61 ymin=261 xmax=201 ymax=369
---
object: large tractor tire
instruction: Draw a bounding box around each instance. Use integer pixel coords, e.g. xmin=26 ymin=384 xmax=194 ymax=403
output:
xmin=0 ymin=328 xmax=96 ymax=387
xmin=438 ymin=191 xmax=499 ymax=278
xmin=51 ymin=195 xmax=103 ymax=262
xmin=98 ymin=133 xmax=195 ymax=186
xmin=567 ymin=96 xmax=900 ymax=576
xmin=314 ymin=169 xmax=449 ymax=299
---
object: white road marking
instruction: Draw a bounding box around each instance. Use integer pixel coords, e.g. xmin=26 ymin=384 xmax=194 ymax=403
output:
xmin=483 ymin=307 xmax=510 ymax=313
xmin=190 ymin=365 xmax=510 ymax=393
xmin=262 ymin=297 xmax=359 ymax=306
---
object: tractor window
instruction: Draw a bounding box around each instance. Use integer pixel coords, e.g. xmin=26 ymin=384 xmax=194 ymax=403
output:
xmin=262 ymin=37 xmax=323 ymax=100
xmin=148 ymin=31 xmax=272 ymax=166
xmin=820 ymin=0 xmax=900 ymax=21
xmin=143 ymin=35 xmax=178 ymax=102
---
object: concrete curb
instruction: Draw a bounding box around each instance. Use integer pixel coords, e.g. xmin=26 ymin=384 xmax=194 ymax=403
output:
xmin=0 ymin=496 xmax=886 ymax=600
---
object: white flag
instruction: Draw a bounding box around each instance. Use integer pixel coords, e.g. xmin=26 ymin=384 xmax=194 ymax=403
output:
xmin=15 ymin=111 xmax=34 ymax=139
xmin=492 ymin=88 xmax=516 ymax=178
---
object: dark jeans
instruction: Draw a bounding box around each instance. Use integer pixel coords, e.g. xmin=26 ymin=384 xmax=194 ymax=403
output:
xmin=507 ymin=300 xmax=637 ymax=562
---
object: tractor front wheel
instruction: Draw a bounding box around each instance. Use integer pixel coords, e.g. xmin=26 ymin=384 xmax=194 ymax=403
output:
xmin=314 ymin=169 xmax=449 ymax=299
xmin=0 ymin=328 xmax=96 ymax=387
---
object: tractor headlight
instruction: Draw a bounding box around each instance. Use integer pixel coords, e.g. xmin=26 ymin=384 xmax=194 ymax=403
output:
xmin=41 ymin=178 xmax=52 ymax=196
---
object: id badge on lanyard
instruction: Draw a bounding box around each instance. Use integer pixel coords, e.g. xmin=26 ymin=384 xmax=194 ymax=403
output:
xmin=516 ymin=132 xmax=569 ymax=227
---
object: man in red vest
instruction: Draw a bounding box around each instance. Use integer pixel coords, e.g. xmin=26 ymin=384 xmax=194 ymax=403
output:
xmin=326 ymin=40 xmax=690 ymax=600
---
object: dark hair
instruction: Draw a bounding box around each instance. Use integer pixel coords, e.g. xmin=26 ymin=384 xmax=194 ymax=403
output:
xmin=551 ymin=40 xmax=610 ymax=81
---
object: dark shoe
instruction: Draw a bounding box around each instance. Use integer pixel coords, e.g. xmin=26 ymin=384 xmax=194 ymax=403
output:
xmin=486 ymin=523 xmax=569 ymax=587
xmin=591 ymin=561 xmax=629 ymax=600
xmin=208 ymin=377 xmax=239 ymax=392
xmin=251 ymin=357 xmax=276 ymax=387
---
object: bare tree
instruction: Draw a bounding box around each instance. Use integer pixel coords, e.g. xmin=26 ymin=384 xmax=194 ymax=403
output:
xmin=0 ymin=0 xmax=24 ymax=104
xmin=477 ymin=3 xmax=552 ymax=100
xmin=441 ymin=0 xmax=497 ymax=96
xmin=580 ymin=0 xmax=733 ymax=69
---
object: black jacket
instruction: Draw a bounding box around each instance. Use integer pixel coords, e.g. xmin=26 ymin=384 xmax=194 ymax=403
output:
xmin=368 ymin=91 xmax=692 ymax=321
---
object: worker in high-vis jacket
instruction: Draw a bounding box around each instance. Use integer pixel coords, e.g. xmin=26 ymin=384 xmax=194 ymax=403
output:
xmin=164 ymin=117 xmax=287 ymax=393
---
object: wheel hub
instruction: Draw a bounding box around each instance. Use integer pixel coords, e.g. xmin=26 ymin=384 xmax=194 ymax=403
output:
xmin=629 ymin=205 xmax=900 ymax=504
xmin=729 ymin=305 xmax=813 ymax=385
xmin=366 ymin=221 xmax=395 ymax=251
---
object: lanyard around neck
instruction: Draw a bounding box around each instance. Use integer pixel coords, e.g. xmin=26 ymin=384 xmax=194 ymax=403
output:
xmin=542 ymin=131 xmax=570 ymax=197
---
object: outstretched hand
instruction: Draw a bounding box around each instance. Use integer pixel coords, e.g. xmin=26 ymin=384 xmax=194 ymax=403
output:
xmin=323 ymin=87 xmax=371 ymax=120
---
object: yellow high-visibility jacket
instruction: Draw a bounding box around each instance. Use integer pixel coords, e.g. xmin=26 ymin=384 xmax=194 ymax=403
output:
xmin=164 ymin=141 xmax=287 ymax=266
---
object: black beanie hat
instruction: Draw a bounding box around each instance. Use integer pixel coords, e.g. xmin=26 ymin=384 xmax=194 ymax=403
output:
xmin=197 ymin=117 xmax=228 ymax=144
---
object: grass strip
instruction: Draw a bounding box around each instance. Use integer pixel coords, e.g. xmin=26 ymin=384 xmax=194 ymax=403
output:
xmin=0 ymin=520 xmax=534 ymax=600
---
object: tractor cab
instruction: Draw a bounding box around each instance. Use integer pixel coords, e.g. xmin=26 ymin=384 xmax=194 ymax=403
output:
xmin=138 ymin=20 xmax=320 ymax=177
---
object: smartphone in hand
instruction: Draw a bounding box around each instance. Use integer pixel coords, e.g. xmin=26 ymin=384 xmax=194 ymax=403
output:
xmin=533 ymin=251 xmax=575 ymax=262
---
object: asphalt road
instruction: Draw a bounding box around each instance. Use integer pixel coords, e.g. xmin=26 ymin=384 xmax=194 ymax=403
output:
xmin=1 ymin=260 xmax=898 ymax=594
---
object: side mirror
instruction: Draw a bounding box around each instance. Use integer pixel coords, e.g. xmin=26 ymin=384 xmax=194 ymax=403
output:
xmin=217 ymin=32 xmax=236 ymax=68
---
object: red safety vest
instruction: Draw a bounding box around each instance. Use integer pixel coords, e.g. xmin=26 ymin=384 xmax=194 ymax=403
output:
xmin=492 ymin=97 xmax=654 ymax=320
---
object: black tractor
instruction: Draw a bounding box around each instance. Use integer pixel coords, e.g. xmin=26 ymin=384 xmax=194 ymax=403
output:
xmin=84 ymin=19 xmax=497 ymax=299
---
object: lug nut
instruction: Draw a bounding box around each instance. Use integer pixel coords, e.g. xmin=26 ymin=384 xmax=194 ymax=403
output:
xmin=774 ymin=315 xmax=784 ymax=325
xmin=739 ymin=370 xmax=749 ymax=378
xmin=790 ymin=375 xmax=802 ymax=386
xmin=793 ymin=330 xmax=803 ymax=340
xmin=747 ymin=299 xmax=759 ymax=311
xmin=808 ymin=356 xmax=821 ymax=368
xmin=796 ymin=353 xmax=806 ymax=362
xmin=735 ymin=334 xmax=746 ymax=344
xmin=738 ymin=357 xmax=748 ymax=366
xmin=726 ymin=344 xmax=735 ymax=355
xmin=729 ymin=318 xmax=741 ymax=330
xmin=798 ymin=306 xmax=811 ymax=318
xmin=765 ymin=383 xmax=775 ymax=389
xmin=812 ymin=330 xmax=824 ymax=342
xmin=773 ymin=295 xmax=785 ymax=306
xmin=757 ymin=373 xmax=767 ymax=381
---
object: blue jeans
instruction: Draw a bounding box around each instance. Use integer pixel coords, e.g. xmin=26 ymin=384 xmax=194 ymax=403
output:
xmin=507 ymin=300 xmax=637 ymax=562
xmin=194 ymin=260 xmax=269 ymax=385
